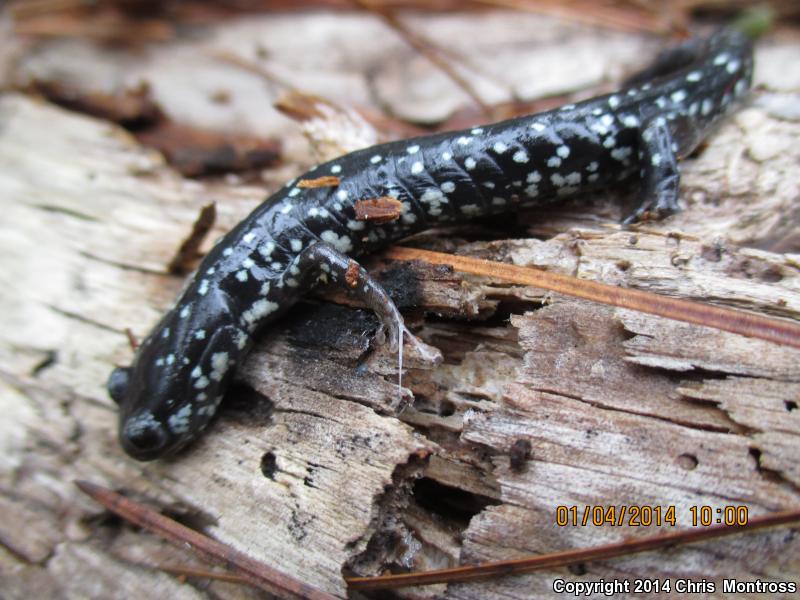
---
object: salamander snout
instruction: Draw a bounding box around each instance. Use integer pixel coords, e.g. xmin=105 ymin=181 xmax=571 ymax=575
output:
xmin=119 ymin=411 xmax=170 ymax=461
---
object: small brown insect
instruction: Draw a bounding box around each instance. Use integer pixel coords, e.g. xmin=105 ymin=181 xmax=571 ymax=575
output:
xmin=509 ymin=438 xmax=532 ymax=473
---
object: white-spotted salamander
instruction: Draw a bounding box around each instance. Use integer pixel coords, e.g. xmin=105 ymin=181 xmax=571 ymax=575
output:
xmin=109 ymin=29 xmax=753 ymax=460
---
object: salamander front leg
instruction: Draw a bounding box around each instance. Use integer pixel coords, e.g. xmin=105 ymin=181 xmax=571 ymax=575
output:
xmin=295 ymin=242 xmax=440 ymax=362
xmin=623 ymin=117 xmax=681 ymax=225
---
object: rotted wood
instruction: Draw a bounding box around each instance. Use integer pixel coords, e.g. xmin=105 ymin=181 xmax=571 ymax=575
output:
xmin=1 ymin=9 xmax=799 ymax=600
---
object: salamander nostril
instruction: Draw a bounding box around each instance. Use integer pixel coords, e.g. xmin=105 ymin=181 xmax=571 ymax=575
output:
xmin=121 ymin=413 xmax=168 ymax=459
xmin=126 ymin=427 xmax=166 ymax=451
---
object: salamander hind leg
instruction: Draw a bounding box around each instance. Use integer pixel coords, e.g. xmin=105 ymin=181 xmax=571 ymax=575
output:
xmin=623 ymin=116 xmax=681 ymax=225
xmin=296 ymin=242 xmax=441 ymax=362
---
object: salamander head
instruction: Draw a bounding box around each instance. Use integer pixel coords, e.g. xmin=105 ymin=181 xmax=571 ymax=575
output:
xmin=108 ymin=318 xmax=245 ymax=461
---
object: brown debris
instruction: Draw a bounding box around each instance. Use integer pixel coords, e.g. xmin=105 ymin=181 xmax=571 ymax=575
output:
xmin=296 ymin=176 xmax=340 ymax=189
xmin=345 ymin=261 xmax=360 ymax=288
xmin=28 ymin=80 xmax=164 ymax=127
xmin=11 ymin=6 xmax=175 ymax=42
xmin=274 ymin=91 xmax=335 ymax=122
xmin=167 ymin=203 xmax=216 ymax=275
xmin=135 ymin=121 xmax=281 ymax=177
xmin=354 ymin=197 xmax=404 ymax=224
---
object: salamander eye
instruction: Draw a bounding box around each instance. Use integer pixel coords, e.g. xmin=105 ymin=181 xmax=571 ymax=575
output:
xmin=107 ymin=367 xmax=131 ymax=405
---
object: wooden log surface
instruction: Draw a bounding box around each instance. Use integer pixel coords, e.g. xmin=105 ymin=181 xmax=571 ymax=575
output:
xmin=1 ymin=8 xmax=799 ymax=599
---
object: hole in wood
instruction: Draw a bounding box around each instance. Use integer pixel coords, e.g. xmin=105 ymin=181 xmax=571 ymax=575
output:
xmin=676 ymin=453 xmax=698 ymax=470
xmin=412 ymin=478 xmax=500 ymax=526
xmin=438 ymin=400 xmax=456 ymax=417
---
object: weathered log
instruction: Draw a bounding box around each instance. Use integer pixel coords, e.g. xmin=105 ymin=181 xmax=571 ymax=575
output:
xmin=1 ymin=10 xmax=799 ymax=599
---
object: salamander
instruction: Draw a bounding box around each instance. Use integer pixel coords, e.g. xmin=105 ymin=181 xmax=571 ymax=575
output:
xmin=108 ymin=29 xmax=754 ymax=460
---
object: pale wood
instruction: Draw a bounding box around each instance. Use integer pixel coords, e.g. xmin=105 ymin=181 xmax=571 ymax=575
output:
xmin=1 ymin=10 xmax=799 ymax=600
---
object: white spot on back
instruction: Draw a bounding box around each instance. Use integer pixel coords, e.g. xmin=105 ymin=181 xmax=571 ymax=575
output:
xmin=242 ymin=299 xmax=279 ymax=328
xmin=493 ymin=141 xmax=507 ymax=154
xmin=195 ymin=329 xmax=206 ymax=340
xmin=347 ymin=220 xmax=365 ymax=231
xmin=168 ymin=404 xmax=193 ymax=434
xmin=330 ymin=164 xmax=342 ymax=174
xmin=320 ymin=230 xmax=352 ymax=253
xmin=671 ymin=89 xmax=687 ymax=104
xmin=586 ymin=161 xmax=598 ymax=172
xmin=622 ymin=115 xmax=639 ymax=128
xmin=235 ymin=330 xmax=248 ymax=350
xmin=547 ymin=156 xmax=561 ymax=168
xmin=290 ymin=239 xmax=302 ymax=252
xmin=442 ymin=151 xmax=452 ymax=161
xmin=406 ymin=145 xmax=420 ymax=154
xmin=210 ymin=352 xmax=230 ymax=382
xmin=464 ymin=157 xmax=476 ymax=170
xmin=714 ymin=52 xmax=730 ymax=66
xmin=611 ymin=147 xmax=632 ymax=161
xmin=336 ymin=190 xmax=349 ymax=201
xmin=370 ymin=155 xmax=382 ymax=164
xmin=243 ymin=232 xmax=256 ymax=244
xmin=527 ymin=171 xmax=541 ymax=183
xmin=686 ymin=71 xmax=702 ymax=82
xmin=608 ymin=95 xmax=620 ymax=108
xmin=411 ymin=161 xmax=424 ymax=174
xmin=441 ymin=181 xmax=456 ymax=193
xmin=556 ymin=145 xmax=570 ymax=158
xmin=259 ymin=242 xmax=275 ymax=259
xmin=513 ymin=150 xmax=529 ymax=163
xmin=701 ymin=98 xmax=713 ymax=116
xmin=651 ymin=153 xmax=662 ymax=167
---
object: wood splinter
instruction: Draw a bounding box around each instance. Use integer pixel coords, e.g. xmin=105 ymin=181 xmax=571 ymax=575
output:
xmin=296 ymin=175 xmax=341 ymax=189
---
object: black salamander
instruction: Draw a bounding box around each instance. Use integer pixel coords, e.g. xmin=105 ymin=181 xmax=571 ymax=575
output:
xmin=108 ymin=29 xmax=754 ymax=460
